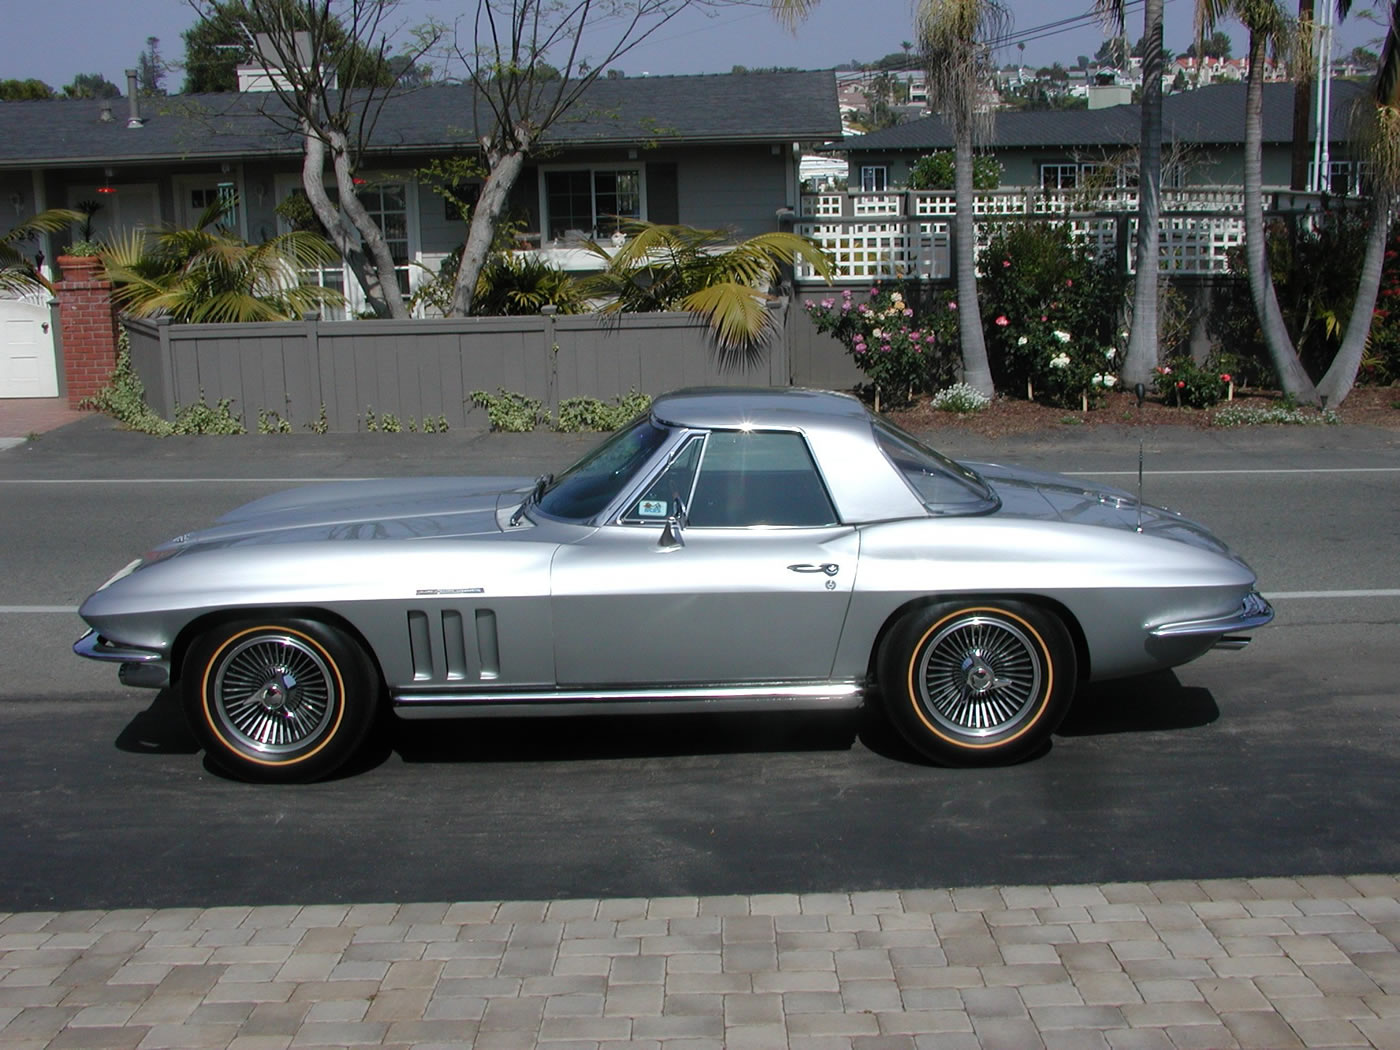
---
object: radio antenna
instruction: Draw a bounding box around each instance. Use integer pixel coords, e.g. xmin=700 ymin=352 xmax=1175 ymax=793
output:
xmin=1134 ymin=382 xmax=1146 ymax=533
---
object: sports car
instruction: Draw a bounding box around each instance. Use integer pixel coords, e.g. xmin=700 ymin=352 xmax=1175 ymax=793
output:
xmin=75 ymin=387 xmax=1273 ymax=782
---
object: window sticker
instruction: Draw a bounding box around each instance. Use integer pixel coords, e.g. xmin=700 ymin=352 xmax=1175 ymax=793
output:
xmin=637 ymin=499 xmax=669 ymax=518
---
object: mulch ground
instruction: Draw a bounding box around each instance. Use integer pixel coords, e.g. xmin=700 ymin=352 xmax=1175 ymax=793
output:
xmin=883 ymin=385 xmax=1400 ymax=438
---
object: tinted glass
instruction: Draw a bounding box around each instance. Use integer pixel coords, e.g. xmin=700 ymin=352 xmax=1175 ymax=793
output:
xmin=536 ymin=416 xmax=670 ymax=522
xmin=623 ymin=435 xmax=703 ymax=523
xmin=873 ymin=420 xmax=998 ymax=514
xmin=686 ymin=431 xmax=838 ymax=528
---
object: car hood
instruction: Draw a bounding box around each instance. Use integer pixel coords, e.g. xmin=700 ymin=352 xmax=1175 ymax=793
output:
xmin=967 ymin=461 xmax=1236 ymax=557
xmin=149 ymin=476 xmax=535 ymax=555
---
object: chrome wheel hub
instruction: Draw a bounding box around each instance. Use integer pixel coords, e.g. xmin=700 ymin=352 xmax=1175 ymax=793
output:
xmin=212 ymin=635 xmax=334 ymax=754
xmin=918 ymin=615 xmax=1042 ymax=738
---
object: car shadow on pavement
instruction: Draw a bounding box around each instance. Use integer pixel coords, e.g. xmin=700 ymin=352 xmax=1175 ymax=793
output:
xmin=384 ymin=709 xmax=863 ymax=766
xmin=113 ymin=688 xmax=200 ymax=755
xmin=1057 ymin=670 xmax=1220 ymax=736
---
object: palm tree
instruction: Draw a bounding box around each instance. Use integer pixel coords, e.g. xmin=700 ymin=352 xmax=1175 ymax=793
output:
xmin=578 ymin=222 xmax=835 ymax=354
xmin=773 ymin=0 xmax=1004 ymax=395
xmin=99 ymin=199 xmax=346 ymax=323
xmin=1315 ymin=0 xmax=1400 ymax=403
xmin=1198 ymin=0 xmax=1323 ymax=401
xmin=1096 ymin=0 xmax=1165 ymax=388
xmin=917 ymin=0 xmax=1010 ymax=397
xmin=0 ymin=209 xmax=82 ymax=296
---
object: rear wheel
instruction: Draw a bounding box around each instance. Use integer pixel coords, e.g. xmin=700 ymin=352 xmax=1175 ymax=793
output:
xmin=183 ymin=619 xmax=378 ymax=782
xmin=878 ymin=600 xmax=1075 ymax=766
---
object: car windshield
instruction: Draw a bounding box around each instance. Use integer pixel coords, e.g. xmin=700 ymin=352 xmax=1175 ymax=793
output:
xmin=873 ymin=419 xmax=999 ymax=515
xmin=535 ymin=415 xmax=672 ymax=522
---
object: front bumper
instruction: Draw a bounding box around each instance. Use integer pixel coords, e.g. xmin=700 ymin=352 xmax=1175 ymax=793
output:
xmin=1149 ymin=592 xmax=1275 ymax=649
xmin=73 ymin=629 xmax=171 ymax=689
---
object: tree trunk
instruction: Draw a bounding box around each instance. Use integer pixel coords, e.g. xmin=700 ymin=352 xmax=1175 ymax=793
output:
xmin=1243 ymin=30 xmax=1320 ymax=403
xmin=1318 ymin=191 xmax=1393 ymax=404
xmin=954 ymin=125 xmax=993 ymax=396
xmin=1123 ymin=0 xmax=1164 ymax=386
xmin=326 ymin=129 xmax=409 ymax=320
xmin=1290 ymin=0 xmax=1317 ymax=190
xmin=300 ymin=130 xmax=384 ymax=317
xmin=449 ymin=148 xmax=527 ymax=318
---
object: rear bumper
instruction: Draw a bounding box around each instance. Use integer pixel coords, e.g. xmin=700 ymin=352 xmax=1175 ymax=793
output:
xmin=73 ymin=629 xmax=171 ymax=689
xmin=1149 ymin=592 xmax=1274 ymax=648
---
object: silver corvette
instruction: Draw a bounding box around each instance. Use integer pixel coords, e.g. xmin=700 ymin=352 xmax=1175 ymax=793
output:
xmin=75 ymin=387 xmax=1273 ymax=782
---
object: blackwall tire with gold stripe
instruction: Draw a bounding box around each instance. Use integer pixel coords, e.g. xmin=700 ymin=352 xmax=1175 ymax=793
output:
xmin=877 ymin=601 xmax=1075 ymax=766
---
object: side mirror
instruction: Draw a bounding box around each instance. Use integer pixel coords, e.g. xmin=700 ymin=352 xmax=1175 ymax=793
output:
xmin=658 ymin=515 xmax=685 ymax=550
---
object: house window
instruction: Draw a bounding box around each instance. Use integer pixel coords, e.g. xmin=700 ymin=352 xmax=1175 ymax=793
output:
xmin=1041 ymin=162 xmax=1136 ymax=191
xmin=356 ymin=182 xmax=411 ymax=294
xmin=187 ymin=183 xmax=239 ymax=226
xmin=860 ymin=166 xmax=888 ymax=192
xmin=1041 ymin=164 xmax=1079 ymax=190
xmin=275 ymin=175 xmax=419 ymax=318
xmin=543 ymin=168 xmax=641 ymax=240
xmin=1326 ymin=160 xmax=1367 ymax=196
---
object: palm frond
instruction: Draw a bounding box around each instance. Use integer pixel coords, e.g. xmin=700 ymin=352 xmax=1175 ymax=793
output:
xmin=1376 ymin=0 xmax=1400 ymax=107
xmin=677 ymin=283 xmax=777 ymax=352
xmin=1 ymin=208 xmax=84 ymax=247
xmin=769 ymin=0 xmax=822 ymax=30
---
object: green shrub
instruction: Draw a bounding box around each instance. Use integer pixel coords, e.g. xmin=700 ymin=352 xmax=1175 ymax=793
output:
xmin=907 ymin=151 xmax=1002 ymax=191
xmin=556 ymin=391 xmax=652 ymax=432
xmin=930 ymin=382 xmax=991 ymax=414
xmin=1212 ymin=403 xmax=1342 ymax=426
xmin=805 ymin=281 xmax=961 ymax=408
xmin=470 ymin=389 xmax=548 ymax=432
xmin=81 ymin=332 xmax=246 ymax=435
xmin=1153 ymin=357 xmax=1234 ymax=409
xmin=976 ymin=222 xmax=1126 ymax=408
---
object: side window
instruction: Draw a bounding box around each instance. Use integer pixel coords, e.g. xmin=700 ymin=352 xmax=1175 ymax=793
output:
xmin=622 ymin=436 xmax=703 ymax=523
xmin=687 ymin=431 xmax=838 ymax=528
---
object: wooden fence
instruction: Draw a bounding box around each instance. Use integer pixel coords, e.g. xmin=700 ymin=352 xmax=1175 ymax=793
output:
xmin=123 ymin=307 xmax=826 ymax=433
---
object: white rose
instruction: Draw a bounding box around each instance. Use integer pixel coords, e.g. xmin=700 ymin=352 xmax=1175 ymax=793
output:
xmin=1053 ymin=330 xmax=1072 ymax=343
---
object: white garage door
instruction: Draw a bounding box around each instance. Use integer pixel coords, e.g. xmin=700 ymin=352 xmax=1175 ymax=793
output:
xmin=0 ymin=295 xmax=59 ymax=399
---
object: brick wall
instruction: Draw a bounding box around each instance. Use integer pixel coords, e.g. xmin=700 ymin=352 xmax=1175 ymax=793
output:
xmin=54 ymin=255 xmax=120 ymax=409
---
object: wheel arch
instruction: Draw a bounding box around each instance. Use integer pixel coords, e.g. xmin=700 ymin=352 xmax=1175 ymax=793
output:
xmin=867 ymin=593 xmax=1091 ymax=687
xmin=170 ymin=606 xmax=386 ymax=692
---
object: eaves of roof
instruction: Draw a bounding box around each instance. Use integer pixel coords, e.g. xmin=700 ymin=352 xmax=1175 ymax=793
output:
xmin=0 ymin=70 xmax=841 ymax=171
xmin=833 ymin=79 xmax=1369 ymax=153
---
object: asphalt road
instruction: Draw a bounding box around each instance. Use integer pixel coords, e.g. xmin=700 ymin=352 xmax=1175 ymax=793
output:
xmin=1 ymin=415 xmax=1397 ymax=913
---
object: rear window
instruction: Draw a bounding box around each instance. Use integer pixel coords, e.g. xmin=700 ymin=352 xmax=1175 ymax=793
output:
xmin=873 ymin=420 xmax=999 ymax=515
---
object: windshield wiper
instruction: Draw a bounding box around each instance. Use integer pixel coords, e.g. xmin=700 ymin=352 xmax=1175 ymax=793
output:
xmin=509 ymin=473 xmax=552 ymax=526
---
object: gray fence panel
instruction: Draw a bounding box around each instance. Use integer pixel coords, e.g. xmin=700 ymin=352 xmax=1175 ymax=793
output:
xmin=123 ymin=320 xmax=169 ymax=414
xmin=789 ymin=288 xmax=865 ymax=392
xmin=119 ymin=310 xmax=810 ymax=433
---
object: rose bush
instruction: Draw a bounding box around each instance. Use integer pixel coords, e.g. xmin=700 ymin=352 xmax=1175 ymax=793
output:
xmin=976 ymin=222 xmax=1125 ymax=409
xmin=805 ymin=282 xmax=961 ymax=407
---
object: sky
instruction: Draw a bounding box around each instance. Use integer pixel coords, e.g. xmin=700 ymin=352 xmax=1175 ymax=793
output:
xmin=0 ymin=0 xmax=1383 ymax=92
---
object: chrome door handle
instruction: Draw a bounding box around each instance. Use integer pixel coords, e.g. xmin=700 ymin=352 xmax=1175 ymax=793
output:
xmin=788 ymin=563 xmax=839 ymax=576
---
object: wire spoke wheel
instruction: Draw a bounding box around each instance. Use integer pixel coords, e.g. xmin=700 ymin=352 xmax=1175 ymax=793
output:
xmin=917 ymin=615 xmax=1042 ymax=738
xmin=879 ymin=601 xmax=1074 ymax=766
xmin=212 ymin=634 xmax=336 ymax=754
xmin=185 ymin=619 xmax=378 ymax=782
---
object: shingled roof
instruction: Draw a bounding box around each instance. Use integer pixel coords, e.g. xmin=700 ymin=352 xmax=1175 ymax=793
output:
xmin=839 ymin=79 xmax=1371 ymax=152
xmin=0 ymin=70 xmax=841 ymax=169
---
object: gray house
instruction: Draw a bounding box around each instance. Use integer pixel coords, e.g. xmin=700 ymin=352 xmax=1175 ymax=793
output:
xmin=0 ymin=70 xmax=841 ymax=308
xmin=837 ymin=80 xmax=1370 ymax=195
xmin=0 ymin=70 xmax=840 ymax=397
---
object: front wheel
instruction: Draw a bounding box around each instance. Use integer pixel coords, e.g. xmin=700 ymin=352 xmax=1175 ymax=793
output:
xmin=183 ymin=619 xmax=379 ymax=783
xmin=877 ymin=601 xmax=1075 ymax=766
